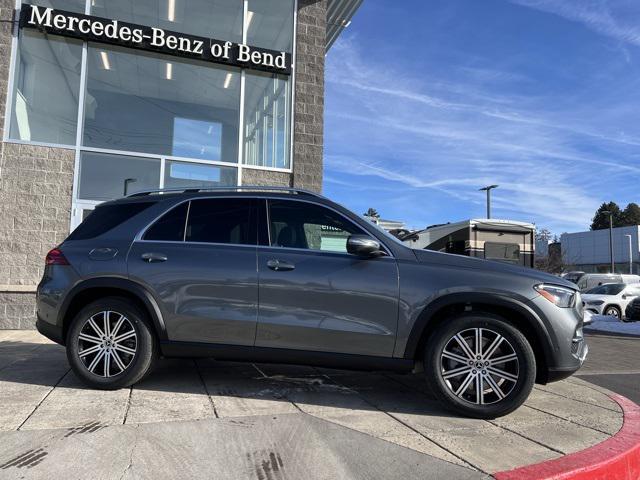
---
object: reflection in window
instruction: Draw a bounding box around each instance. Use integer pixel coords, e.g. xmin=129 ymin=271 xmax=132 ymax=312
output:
xmin=246 ymin=0 xmax=294 ymax=52
xmin=172 ymin=118 xmax=222 ymax=160
xmin=90 ymin=0 xmax=243 ymax=43
xmin=9 ymin=31 xmax=82 ymax=145
xmin=78 ymin=151 xmax=161 ymax=200
xmin=269 ymin=200 xmax=364 ymax=253
xmin=164 ymin=160 xmax=237 ymax=189
xmin=83 ymin=45 xmax=240 ymax=161
xmin=23 ymin=0 xmax=86 ymax=13
xmin=243 ymin=72 xmax=290 ymax=168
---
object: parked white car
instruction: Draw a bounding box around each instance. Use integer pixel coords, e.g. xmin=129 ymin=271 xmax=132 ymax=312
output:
xmin=582 ymin=283 xmax=640 ymax=320
xmin=575 ymin=273 xmax=640 ymax=291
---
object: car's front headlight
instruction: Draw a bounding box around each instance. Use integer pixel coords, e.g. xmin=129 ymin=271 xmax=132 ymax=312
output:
xmin=534 ymin=284 xmax=577 ymax=308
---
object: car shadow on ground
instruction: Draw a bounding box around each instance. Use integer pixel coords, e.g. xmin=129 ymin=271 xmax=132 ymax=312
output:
xmin=0 ymin=340 xmax=459 ymax=419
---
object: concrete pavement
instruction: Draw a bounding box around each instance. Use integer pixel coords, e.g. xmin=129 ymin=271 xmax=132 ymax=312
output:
xmin=0 ymin=331 xmax=627 ymax=478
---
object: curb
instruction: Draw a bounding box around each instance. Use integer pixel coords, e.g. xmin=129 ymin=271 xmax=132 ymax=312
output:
xmin=494 ymin=394 xmax=640 ymax=480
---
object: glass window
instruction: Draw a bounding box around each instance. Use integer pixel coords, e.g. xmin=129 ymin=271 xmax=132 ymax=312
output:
xmin=585 ymin=283 xmax=625 ymax=295
xmin=83 ymin=45 xmax=240 ymax=160
xmin=90 ymin=0 xmax=243 ymax=43
xmin=164 ymin=160 xmax=237 ymax=189
xmin=23 ymin=0 xmax=86 ymax=13
xmin=186 ymin=198 xmax=254 ymax=245
xmin=484 ymin=242 xmax=520 ymax=263
xmin=144 ymin=202 xmax=189 ymax=241
xmin=9 ymin=31 xmax=82 ymax=145
xmin=246 ymin=0 xmax=294 ymax=52
xmin=78 ymin=151 xmax=161 ymax=201
xmin=268 ymin=200 xmax=364 ymax=253
xmin=243 ymin=72 xmax=290 ymax=168
xmin=67 ymin=202 xmax=154 ymax=240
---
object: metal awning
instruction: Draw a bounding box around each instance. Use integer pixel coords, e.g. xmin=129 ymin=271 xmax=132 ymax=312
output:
xmin=326 ymin=0 xmax=364 ymax=51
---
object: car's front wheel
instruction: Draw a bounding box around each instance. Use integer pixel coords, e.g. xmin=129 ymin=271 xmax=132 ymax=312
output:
xmin=66 ymin=297 xmax=158 ymax=389
xmin=425 ymin=313 xmax=536 ymax=419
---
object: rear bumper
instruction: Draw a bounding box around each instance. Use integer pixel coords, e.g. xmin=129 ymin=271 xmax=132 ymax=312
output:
xmin=36 ymin=316 xmax=65 ymax=346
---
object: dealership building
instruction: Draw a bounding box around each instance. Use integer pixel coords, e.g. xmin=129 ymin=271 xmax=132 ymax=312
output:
xmin=0 ymin=0 xmax=363 ymax=328
xmin=561 ymin=226 xmax=640 ymax=275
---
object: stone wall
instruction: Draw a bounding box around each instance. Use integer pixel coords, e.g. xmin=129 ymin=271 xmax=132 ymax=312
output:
xmin=241 ymin=168 xmax=291 ymax=187
xmin=0 ymin=4 xmax=75 ymax=328
xmin=292 ymin=0 xmax=326 ymax=193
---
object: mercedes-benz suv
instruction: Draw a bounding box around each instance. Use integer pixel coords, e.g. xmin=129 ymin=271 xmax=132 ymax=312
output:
xmin=36 ymin=187 xmax=587 ymax=418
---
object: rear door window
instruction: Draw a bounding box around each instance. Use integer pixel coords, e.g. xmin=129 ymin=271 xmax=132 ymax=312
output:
xmin=67 ymin=202 xmax=154 ymax=240
xmin=144 ymin=202 xmax=189 ymax=242
xmin=186 ymin=198 xmax=256 ymax=245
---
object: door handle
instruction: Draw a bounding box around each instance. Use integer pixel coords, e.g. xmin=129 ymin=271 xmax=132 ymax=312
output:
xmin=267 ymin=259 xmax=295 ymax=271
xmin=141 ymin=252 xmax=167 ymax=263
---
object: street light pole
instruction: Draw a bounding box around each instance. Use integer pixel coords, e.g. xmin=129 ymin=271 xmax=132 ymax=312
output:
xmin=603 ymin=210 xmax=614 ymax=273
xmin=479 ymin=185 xmax=498 ymax=219
xmin=625 ymin=234 xmax=633 ymax=274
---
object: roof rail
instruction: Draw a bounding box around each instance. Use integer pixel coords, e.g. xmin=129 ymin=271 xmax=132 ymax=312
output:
xmin=126 ymin=185 xmax=325 ymax=199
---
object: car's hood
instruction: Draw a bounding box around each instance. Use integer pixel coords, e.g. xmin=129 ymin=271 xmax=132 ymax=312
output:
xmin=411 ymin=249 xmax=576 ymax=289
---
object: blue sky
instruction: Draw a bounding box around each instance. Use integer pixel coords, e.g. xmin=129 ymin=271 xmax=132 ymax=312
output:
xmin=323 ymin=0 xmax=640 ymax=234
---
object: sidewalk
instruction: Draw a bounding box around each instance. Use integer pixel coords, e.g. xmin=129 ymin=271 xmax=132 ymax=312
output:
xmin=0 ymin=331 xmax=628 ymax=478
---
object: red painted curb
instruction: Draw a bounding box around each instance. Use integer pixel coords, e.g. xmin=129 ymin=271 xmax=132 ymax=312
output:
xmin=493 ymin=394 xmax=640 ymax=480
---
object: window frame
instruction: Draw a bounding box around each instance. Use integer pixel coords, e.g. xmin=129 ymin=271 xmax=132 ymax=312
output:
xmin=2 ymin=0 xmax=298 ymax=230
xmin=137 ymin=196 xmax=259 ymax=248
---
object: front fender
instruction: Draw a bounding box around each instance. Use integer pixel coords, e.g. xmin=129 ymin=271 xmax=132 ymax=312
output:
xmin=397 ymin=289 xmax=555 ymax=363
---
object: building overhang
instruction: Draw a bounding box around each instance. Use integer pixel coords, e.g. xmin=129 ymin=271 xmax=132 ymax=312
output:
xmin=326 ymin=0 xmax=364 ymax=51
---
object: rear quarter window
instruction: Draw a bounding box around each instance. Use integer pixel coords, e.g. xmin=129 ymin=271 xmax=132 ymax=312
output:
xmin=67 ymin=202 xmax=154 ymax=241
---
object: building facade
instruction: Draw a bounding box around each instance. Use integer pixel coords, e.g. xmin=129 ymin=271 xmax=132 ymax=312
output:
xmin=0 ymin=0 xmax=362 ymax=328
xmin=561 ymin=226 xmax=640 ymax=274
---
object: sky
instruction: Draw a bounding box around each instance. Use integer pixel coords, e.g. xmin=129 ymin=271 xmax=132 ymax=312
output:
xmin=323 ymin=0 xmax=640 ymax=235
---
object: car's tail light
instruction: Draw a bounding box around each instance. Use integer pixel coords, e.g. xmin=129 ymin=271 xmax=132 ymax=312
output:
xmin=45 ymin=248 xmax=69 ymax=266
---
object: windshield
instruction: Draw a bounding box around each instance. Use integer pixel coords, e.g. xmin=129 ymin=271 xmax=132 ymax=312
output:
xmin=584 ymin=283 xmax=625 ymax=295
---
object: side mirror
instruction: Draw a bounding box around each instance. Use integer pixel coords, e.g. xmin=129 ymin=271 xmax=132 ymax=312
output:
xmin=347 ymin=235 xmax=383 ymax=257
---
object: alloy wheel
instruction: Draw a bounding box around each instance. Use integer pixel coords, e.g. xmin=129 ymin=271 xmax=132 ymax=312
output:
xmin=605 ymin=307 xmax=620 ymax=318
xmin=440 ymin=328 xmax=519 ymax=405
xmin=77 ymin=311 xmax=137 ymax=377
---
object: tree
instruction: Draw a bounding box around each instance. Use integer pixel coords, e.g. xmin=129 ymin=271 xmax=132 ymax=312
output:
xmin=364 ymin=208 xmax=380 ymax=218
xmin=590 ymin=202 xmax=622 ymax=230
xmin=535 ymin=228 xmax=552 ymax=243
xmin=621 ymin=203 xmax=640 ymax=226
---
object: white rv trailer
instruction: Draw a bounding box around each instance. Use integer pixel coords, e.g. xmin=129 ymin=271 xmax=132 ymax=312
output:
xmin=402 ymin=219 xmax=536 ymax=267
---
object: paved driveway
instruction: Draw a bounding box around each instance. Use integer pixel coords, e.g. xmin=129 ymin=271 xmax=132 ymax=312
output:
xmin=0 ymin=331 xmax=625 ymax=478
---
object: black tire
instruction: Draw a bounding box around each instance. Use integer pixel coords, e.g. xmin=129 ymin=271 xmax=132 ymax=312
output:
xmin=66 ymin=297 xmax=158 ymax=390
xmin=603 ymin=305 xmax=621 ymax=319
xmin=424 ymin=313 xmax=536 ymax=419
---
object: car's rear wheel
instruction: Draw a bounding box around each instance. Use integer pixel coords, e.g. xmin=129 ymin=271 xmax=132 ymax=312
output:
xmin=604 ymin=305 xmax=621 ymax=319
xmin=425 ymin=313 xmax=536 ymax=419
xmin=66 ymin=297 xmax=157 ymax=389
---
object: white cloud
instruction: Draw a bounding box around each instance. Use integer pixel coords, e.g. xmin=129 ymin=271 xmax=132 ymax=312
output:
xmin=324 ymin=35 xmax=639 ymax=231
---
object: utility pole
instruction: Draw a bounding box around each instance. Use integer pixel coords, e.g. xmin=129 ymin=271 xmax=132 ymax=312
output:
xmin=479 ymin=185 xmax=498 ymax=219
xmin=603 ymin=210 xmax=614 ymax=273
xmin=625 ymin=234 xmax=633 ymax=274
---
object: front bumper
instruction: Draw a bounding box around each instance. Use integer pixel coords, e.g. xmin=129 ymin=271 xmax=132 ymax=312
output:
xmin=531 ymin=295 xmax=588 ymax=383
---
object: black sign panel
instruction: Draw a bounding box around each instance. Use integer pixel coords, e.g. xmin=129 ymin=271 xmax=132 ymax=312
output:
xmin=19 ymin=4 xmax=292 ymax=75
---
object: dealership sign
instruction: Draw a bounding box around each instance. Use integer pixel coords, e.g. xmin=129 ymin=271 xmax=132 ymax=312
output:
xmin=19 ymin=4 xmax=292 ymax=75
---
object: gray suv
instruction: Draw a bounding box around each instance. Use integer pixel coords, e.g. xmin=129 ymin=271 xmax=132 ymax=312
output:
xmin=36 ymin=187 xmax=587 ymax=418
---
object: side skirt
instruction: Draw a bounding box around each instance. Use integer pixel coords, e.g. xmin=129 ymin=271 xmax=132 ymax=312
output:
xmin=160 ymin=341 xmax=415 ymax=373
